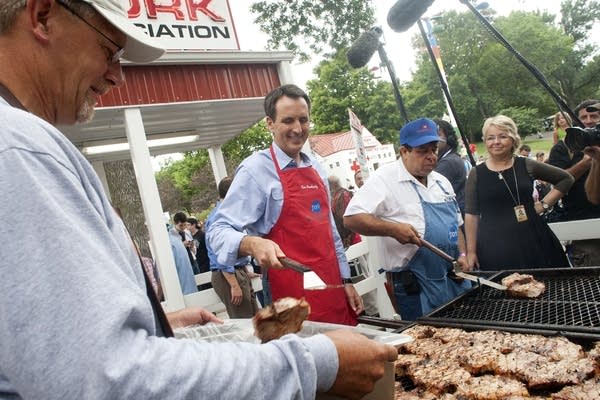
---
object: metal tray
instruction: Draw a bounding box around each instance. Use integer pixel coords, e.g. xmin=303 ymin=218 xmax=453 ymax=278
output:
xmin=175 ymin=318 xmax=413 ymax=347
xmin=417 ymin=267 xmax=600 ymax=340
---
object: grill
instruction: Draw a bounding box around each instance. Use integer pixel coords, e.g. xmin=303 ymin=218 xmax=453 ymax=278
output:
xmin=417 ymin=267 xmax=600 ymax=340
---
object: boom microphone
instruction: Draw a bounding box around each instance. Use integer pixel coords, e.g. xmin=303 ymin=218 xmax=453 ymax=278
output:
xmin=387 ymin=0 xmax=435 ymax=33
xmin=347 ymin=27 xmax=383 ymax=68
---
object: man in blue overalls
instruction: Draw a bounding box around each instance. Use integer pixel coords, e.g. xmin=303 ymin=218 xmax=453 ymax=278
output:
xmin=345 ymin=118 xmax=472 ymax=320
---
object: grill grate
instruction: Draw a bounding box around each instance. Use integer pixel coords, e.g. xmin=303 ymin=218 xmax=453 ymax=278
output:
xmin=418 ymin=267 xmax=600 ymax=339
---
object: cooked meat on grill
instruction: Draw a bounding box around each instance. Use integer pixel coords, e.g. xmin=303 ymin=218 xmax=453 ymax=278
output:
xmin=403 ymin=324 xmax=437 ymax=339
xmin=394 ymin=325 xmax=599 ymax=399
xmin=399 ymin=337 xmax=445 ymax=357
xmin=393 ymin=384 xmax=440 ymax=400
xmin=456 ymin=344 xmax=500 ymax=375
xmin=501 ymin=272 xmax=546 ymax=298
xmin=494 ymin=349 xmax=548 ymax=383
xmin=501 ymin=272 xmax=535 ymax=287
xmin=455 ymin=375 xmax=528 ymax=399
xmin=520 ymin=354 xmax=593 ymax=389
xmin=431 ymin=327 xmax=467 ymax=344
xmin=395 ymin=354 xmax=425 ymax=376
xmin=588 ymin=342 xmax=600 ymax=363
xmin=404 ymin=356 xmax=471 ymax=396
xmin=523 ymin=336 xmax=584 ymax=362
xmin=551 ymin=377 xmax=600 ymax=399
xmin=253 ymin=297 xmax=310 ymax=343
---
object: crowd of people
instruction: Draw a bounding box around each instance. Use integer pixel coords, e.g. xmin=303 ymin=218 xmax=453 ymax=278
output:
xmin=1 ymin=0 xmax=599 ymax=398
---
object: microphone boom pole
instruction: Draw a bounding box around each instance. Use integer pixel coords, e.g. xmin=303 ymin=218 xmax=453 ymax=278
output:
xmin=459 ymin=0 xmax=583 ymax=127
xmin=377 ymin=42 xmax=411 ymax=125
xmin=416 ymin=19 xmax=476 ymax=166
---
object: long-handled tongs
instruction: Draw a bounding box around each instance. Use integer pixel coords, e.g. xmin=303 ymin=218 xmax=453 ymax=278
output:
xmin=420 ymin=239 xmax=507 ymax=291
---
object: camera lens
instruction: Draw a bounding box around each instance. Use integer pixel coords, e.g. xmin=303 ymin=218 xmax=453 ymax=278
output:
xmin=565 ymin=127 xmax=590 ymax=152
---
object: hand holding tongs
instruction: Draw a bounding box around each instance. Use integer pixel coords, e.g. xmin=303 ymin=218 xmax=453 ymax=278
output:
xmin=420 ymin=239 xmax=507 ymax=290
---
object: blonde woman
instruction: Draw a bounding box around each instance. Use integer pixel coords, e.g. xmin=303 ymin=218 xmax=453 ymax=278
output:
xmin=552 ymin=111 xmax=572 ymax=145
xmin=465 ymin=115 xmax=574 ymax=271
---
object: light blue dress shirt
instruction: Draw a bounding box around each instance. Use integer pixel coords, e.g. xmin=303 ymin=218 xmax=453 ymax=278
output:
xmin=205 ymin=201 xmax=250 ymax=273
xmin=168 ymin=228 xmax=198 ymax=295
xmin=207 ymin=143 xmax=350 ymax=278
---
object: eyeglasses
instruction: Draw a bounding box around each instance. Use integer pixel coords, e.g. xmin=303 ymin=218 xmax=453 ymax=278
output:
xmin=485 ymin=135 xmax=512 ymax=142
xmin=56 ymin=0 xmax=124 ymax=64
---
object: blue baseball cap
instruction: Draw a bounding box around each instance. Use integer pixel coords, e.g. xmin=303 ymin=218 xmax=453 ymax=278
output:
xmin=399 ymin=118 xmax=440 ymax=147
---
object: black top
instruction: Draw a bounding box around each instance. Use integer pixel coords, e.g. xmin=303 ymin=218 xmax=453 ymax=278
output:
xmin=466 ymin=156 xmax=569 ymax=270
xmin=548 ymin=140 xmax=600 ymax=221
xmin=193 ymin=230 xmax=210 ymax=273
xmin=435 ymin=150 xmax=466 ymax=216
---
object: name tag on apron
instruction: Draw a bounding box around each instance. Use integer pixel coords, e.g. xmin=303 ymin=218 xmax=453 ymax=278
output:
xmin=514 ymin=205 xmax=528 ymax=222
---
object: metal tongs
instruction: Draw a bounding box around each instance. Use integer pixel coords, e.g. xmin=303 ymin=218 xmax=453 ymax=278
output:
xmin=279 ymin=257 xmax=344 ymax=290
xmin=420 ymin=239 xmax=507 ymax=291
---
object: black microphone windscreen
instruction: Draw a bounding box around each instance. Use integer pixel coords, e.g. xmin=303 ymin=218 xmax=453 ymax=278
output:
xmin=387 ymin=0 xmax=435 ymax=33
xmin=347 ymin=27 xmax=383 ymax=68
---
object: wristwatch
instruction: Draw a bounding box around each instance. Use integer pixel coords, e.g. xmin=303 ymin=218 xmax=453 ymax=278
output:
xmin=342 ymin=277 xmax=354 ymax=285
xmin=540 ymin=200 xmax=552 ymax=213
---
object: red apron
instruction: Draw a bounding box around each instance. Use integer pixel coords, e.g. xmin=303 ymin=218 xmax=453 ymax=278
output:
xmin=265 ymin=146 xmax=357 ymax=325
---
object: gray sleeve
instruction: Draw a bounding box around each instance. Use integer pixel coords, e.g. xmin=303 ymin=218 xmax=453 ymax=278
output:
xmin=464 ymin=167 xmax=479 ymax=215
xmin=525 ymin=158 xmax=575 ymax=193
xmin=0 ymin=147 xmax=337 ymax=400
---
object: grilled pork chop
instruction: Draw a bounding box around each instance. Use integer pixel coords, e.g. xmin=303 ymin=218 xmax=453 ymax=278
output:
xmin=395 ymin=326 xmax=598 ymax=399
xmin=550 ymin=377 xmax=600 ymax=399
xmin=501 ymin=272 xmax=546 ymax=298
xmin=455 ymin=375 xmax=529 ymax=399
xmin=253 ymin=297 xmax=310 ymax=343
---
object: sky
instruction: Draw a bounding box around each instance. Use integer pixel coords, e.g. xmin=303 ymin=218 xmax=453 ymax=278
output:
xmin=230 ymin=0 xmax=574 ymax=88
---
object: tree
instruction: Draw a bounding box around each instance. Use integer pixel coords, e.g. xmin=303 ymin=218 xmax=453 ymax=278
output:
xmin=104 ymin=160 xmax=152 ymax=257
xmin=560 ymin=0 xmax=600 ymax=52
xmin=155 ymin=120 xmax=273 ymax=215
xmin=498 ymin=106 xmax=542 ymax=137
xmin=402 ymin=5 xmax=599 ymax=141
xmin=306 ymin=50 xmax=402 ymax=144
xmin=557 ymin=0 xmax=600 ymax=103
xmin=250 ymin=0 xmax=375 ymax=62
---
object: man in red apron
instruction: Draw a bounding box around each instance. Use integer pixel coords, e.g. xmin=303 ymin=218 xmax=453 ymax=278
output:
xmin=207 ymin=84 xmax=362 ymax=325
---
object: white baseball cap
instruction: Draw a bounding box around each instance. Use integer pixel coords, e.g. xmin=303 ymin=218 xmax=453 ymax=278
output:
xmin=82 ymin=0 xmax=164 ymax=63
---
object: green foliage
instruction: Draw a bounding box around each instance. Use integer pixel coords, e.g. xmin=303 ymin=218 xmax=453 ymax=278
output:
xmin=404 ymin=4 xmax=600 ymax=142
xmin=497 ymin=106 xmax=542 ymax=137
xmin=306 ymin=50 xmax=401 ymax=144
xmin=155 ymin=151 xmax=209 ymax=198
xmin=222 ymin=120 xmax=272 ymax=164
xmin=155 ymin=121 xmax=273 ymax=214
xmin=560 ymin=0 xmax=600 ymax=50
xmin=250 ymin=0 xmax=375 ymax=62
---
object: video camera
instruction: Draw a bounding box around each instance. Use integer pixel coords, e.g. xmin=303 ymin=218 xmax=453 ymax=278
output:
xmin=565 ymin=125 xmax=600 ymax=152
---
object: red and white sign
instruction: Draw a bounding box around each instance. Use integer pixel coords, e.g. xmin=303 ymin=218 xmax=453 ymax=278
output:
xmin=125 ymin=0 xmax=239 ymax=51
xmin=348 ymin=108 xmax=369 ymax=181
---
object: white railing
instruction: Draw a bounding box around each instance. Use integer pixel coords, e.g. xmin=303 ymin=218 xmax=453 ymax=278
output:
xmin=549 ymin=218 xmax=600 ymax=241
xmin=182 ymin=271 xmax=263 ymax=316
xmin=345 ymin=238 xmax=396 ymax=319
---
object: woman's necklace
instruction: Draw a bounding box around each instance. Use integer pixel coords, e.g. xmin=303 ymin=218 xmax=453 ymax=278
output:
xmin=489 ymin=157 xmax=513 ymax=180
xmin=496 ymin=160 xmax=528 ymax=223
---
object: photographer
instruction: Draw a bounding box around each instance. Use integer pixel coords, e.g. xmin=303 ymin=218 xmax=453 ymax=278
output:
xmin=548 ymin=100 xmax=600 ymax=266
